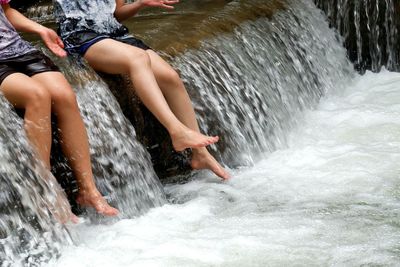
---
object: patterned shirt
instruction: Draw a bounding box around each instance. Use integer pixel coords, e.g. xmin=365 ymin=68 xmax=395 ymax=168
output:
xmin=0 ymin=0 xmax=36 ymax=60
xmin=54 ymin=0 xmax=125 ymax=39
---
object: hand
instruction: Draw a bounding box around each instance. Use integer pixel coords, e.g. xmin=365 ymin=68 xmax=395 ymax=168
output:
xmin=38 ymin=26 xmax=67 ymax=58
xmin=138 ymin=0 xmax=179 ymax=9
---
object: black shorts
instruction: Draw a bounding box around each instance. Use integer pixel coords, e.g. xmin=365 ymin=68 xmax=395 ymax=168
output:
xmin=0 ymin=51 xmax=60 ymax=85
xmin=63 ymin=27 xmax=151 ymax=57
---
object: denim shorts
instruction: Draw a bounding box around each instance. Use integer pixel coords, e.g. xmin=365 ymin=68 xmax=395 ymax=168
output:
xmin=62 ymin=27 xmax=151 ymax=57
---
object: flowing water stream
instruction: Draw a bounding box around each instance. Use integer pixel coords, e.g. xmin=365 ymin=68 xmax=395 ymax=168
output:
xmin=52 ymin=0 xmax=399 ymax=265
xmin=54 ymin=69 xmax=400 ymax=266
xmin=1 ymin=0 xmax=399 ymax=266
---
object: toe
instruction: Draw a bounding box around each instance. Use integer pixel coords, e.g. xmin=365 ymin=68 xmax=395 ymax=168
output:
xmin=108 ymin=207 xmax=119 ymax=216
xmin=100 ymin=206 xmax=119 ymax=216
xmin=215 ymin=168 xmax=229 ymax=180
xmin=70 ymin=214 xmax=79 ymax=224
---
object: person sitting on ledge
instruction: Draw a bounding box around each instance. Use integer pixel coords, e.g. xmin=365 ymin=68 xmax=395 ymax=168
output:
xmin=53 ymin=0 xmax=230 ymax=180
xmin=0 ymin=0 xmax=118 ymax=220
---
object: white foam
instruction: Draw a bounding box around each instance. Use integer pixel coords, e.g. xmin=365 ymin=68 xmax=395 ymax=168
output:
xmin=52 ymin=70 xmax=400 ymax=266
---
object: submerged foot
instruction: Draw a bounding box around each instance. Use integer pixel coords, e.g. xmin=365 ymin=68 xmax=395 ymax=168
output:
xmin=76 ymin=192 xmax=119 ymax=217
xmin=52 ymin=209 xmax=79 ymax=224
xmin=191 ymin=149 xmax=230 ymax=180
xmin=171 ymin=127 xmax=219 ymax=152
xmin=69 ymin=213 xmax=80 ymax=224
xmin=48 ymin=188 xmax=79 ymax=224
xmin=51 ymin=206 xmax=79 ymax=224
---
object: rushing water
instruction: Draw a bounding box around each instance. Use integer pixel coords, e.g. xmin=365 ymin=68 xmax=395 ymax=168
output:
xmin=175 ymin=0 xmax=352 ymax=166
xmin=0 ymin=38 xmax=166 ymax=267
xmin=51 ymin=0 xmax=398 ymax=265
xmin=1 ymin=0 xmax=399 ymax=265
xmin=53 ymin=69 xmax=400 ymax=266
xmin=0 ymin=99 xmax=71 ymax=266
xmin=55 ymin=63 xmax=166 ymax=218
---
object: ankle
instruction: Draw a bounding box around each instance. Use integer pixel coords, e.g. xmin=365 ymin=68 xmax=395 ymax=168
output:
xmin=78 ymin=187 xmax=101 ymax=197
xmin=168 ymin=124 xmax=187 ymax=138
xmin=192 ymin=147 xmax=209 ymax=157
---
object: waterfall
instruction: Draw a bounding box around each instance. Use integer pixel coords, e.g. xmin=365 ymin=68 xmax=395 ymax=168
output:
xmin=0 ymin=0 xmax=378 ymax=265
xmin=314 ymin=0 xmax=399 ymax=73
xmin=0 ymin=99 xmax=71 ymax=266
xmin=175 ymin=0 xmax=354 ymax=167
xmin=53 ymin=59 xmax=167 ymax=217
xmin=50 ymin=0 xmax=400 ymax=265
xmin=0 ymin=53 xmax=166 ymax=266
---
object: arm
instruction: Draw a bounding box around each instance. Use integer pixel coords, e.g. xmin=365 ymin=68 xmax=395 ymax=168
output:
xmin=114 ymin=0 xmax=179 ymax=22
xmin=2 ymin=3 xmax=43 ymax=34
xmin=1 ymin=3 xmax=66 ymax=57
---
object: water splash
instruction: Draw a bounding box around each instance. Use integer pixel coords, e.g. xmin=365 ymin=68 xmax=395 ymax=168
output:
xmin=0 ymin=53 xmax=167 ymax=266
xmin=0 ymin=0 xmax=385 ymax=265
xmin=48 ymin=57 xmax=167 ymax=219
xmin=25 ymin=4 xmax=53 ymax=23
xmin=54 ymin=1 xmax=400 ymax=265
xmin=0 ymin=97 xmax=71 ymax=266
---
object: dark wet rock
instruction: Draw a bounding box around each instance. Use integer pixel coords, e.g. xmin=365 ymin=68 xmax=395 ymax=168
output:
xmin=48 ymin=72 xmax=192 ymax=213
xmin=314 ymin=0 xmax=400 ymax=73
xmin=97 ymin=73 xmax=192 ymax=180
xmin=9 ymin=0 xmax=45 ymax=10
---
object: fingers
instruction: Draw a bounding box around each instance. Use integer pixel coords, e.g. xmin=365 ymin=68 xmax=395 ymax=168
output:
xmin=50 ymin=40 xmax=67 ymax=57
xmin=159 ymin=0 xmax=179 ymax=9
xmin=164 ymin=0 xmax=179 ymax=3
xmin=58 ymin=49 xmax=67 ymax=58
xmin=56 ymin=36 xmax=65 ymax=49
xmin=41 ymin=30 xmax=67 ymax=58
xmin=161 ymin=3 xmax=174 ymax=9
xmin=70 ymin=213 xmax=79 ymax=224
xmin=50 ymin=45 xmax=67 ymax=58
xmin=54 ymin=37 xmax=67 ymax=57
xmin=52 ymin=34 xmax=67 ymax=57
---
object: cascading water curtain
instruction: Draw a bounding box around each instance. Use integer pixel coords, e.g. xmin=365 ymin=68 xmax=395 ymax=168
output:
xmin=314 ymin=0 xmax=399 ymax=73
xmin=173 ymin=0 xmax=353 ymax=167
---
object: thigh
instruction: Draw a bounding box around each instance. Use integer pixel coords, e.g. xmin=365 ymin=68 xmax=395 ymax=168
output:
xmin=84 ymin=38 xmax=148 ymax=75
xmin=0 ymin=73 xmax=44 ymax=108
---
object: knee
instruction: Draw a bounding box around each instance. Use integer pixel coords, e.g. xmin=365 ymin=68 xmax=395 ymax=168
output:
xmin=163 ymin=69 xmax=181 ymax=85
xmin=26 ymin=86 xmax=51 ymax=111
xmin=161 ymin=69 xmax=185 ymax=93
xmin=127 ymin=49 xmax=151 ymax=70
xmin=51 ymin=87 xmax=79 ymax=112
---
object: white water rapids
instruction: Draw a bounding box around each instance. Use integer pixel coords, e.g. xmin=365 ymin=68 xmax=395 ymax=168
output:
xmin=51 ymin=70 xmax=400 ymax=266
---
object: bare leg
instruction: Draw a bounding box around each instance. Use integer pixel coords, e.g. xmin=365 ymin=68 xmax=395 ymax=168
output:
xmin=145 ymin=50 xmax=230 ymax=180
xmin=32 ymin=72 xmax=118 ymax=216
xmin=84 ymin=39 xmax=219 ymax=151
xmin=0 ymin=73 xmax=77 ymax=222
xmin=0 ymin=73 xmax=52 ymax=168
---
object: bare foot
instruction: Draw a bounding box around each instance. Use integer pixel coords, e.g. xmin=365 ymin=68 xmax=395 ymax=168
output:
xmin=191 ymin=148 xmax=230 ymax=180
xmin=171 ymin=127 xmax=219 ymax=152
xmin=47 ymin=187 xmax=78 ymax=224
xmin=51 ymin=207 xmax=79 ymax=224
xmin=70 ymin=213 xmax=80 ymax=224
xmin=76 ymin=192 xmax=119 ymax=216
